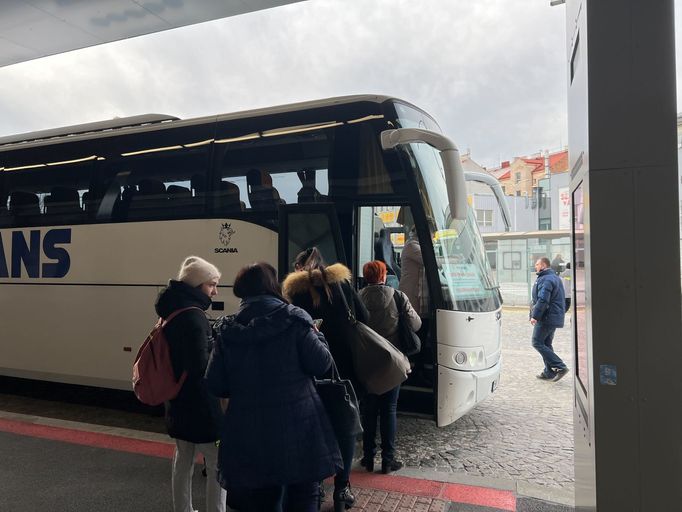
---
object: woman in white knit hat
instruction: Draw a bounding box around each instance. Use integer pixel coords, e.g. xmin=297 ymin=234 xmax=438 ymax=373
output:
xmin=155 ymin=256 xmax=225 ymax=512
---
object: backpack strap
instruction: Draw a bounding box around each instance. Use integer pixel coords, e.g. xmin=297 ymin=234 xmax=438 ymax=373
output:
xmin=162 ymin=306 xmax=203 ymax=326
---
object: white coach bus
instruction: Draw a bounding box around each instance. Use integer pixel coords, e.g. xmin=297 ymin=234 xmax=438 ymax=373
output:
xmin=0 ymin=95 xmax=501 ymax=426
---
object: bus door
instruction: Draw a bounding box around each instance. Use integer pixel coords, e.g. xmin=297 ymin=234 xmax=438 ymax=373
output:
xmin=355 ymin=204 xmax=435 ymax=415
xmin=355 ymin=205 xmax=409 ymax=288
xmin=277 ymin=203 xmax=346 ymax=281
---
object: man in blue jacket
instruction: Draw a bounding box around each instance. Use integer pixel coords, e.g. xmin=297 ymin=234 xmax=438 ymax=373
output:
xmin=530 ymin=257 xmax=569 ymax=382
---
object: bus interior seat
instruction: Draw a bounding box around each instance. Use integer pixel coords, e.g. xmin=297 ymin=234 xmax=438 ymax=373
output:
xmin=128 ymin=179 xmax=167 ymax=219
xmin=0 ymin=194 xmax=9 ymax=227
xmin=191 ymin=174 xmax=207 ymax=197
xmin=167 ymin=184 xmax=191 ymax=198
xmin=168 ymin=183 xmax=204 ymax=216
xmin=9 ymin=191 xmax=41 ymax=217
xmin=130 ymin=178 xmax=168 ymax=201
xmin=137 ymin=179 xmax=166 ymax=197
xmin=374 ymin=228 xmax=401 ymax=279
xmin=216 ymin=180 xmax=245 ymax=213
xmin=81 ymin=191 xmax=91 ymax=213
xmin=44 ymin=186 xmax=82 ymax=215
xmin=110 ymin=187 xmax=131 ymax=221
xmin=296 ymin=169 xmax=323 ymax=203
xmin=247 ymin=169 xmax=285 ymax=212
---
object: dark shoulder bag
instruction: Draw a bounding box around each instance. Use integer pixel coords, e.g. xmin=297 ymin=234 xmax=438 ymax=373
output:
xmin=393 ymin=289 xmax=422 ymax=356
xmin=315 ymin=360 xmax=363 ymax=437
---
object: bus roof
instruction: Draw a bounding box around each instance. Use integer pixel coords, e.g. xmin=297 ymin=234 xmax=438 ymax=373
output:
xmin=0 ymin=114 xmax=179 ymax=147
xmin=0 ymin=94 xmax=425 ymax=152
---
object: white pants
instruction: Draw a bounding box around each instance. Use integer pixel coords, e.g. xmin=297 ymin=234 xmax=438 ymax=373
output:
xmin=172 ymin=439 xmax=226 ymax=512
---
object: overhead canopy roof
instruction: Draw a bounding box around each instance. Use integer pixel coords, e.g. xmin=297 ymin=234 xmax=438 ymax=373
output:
xmin=0 ymin=0 xmax=305 ymax=68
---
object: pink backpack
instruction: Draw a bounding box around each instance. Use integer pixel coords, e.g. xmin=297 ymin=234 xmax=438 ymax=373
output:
xmin=132 ymin=307 xmax=200 ymax=405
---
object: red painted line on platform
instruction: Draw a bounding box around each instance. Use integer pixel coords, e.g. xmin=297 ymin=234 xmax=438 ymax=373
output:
xmin=347 ymin=471 xmax=516 ymax=511
xmin=348 ymin=471 xmax=445 ymax=497
xmin=0 ymin=418 xmax=174 ymax=459
xmin=0 ymin=417 xmax=516 ymax=510
xmin=441 ymin=482 xmax=516 ymax=511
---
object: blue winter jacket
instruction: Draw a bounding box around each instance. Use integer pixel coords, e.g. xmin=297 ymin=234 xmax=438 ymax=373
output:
xmin=531 ymin=268 xmax=566 ymax=327
xmin=204 ymin=295 xmax=342 ymax=490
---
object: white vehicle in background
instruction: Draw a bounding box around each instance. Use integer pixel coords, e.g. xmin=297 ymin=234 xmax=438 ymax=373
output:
xmin=0 ymin=95 xmax=502 ymax=426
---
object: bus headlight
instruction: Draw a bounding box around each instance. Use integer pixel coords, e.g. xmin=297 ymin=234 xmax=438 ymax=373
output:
xmin=451 ymin=347 xmax=486 ymax=370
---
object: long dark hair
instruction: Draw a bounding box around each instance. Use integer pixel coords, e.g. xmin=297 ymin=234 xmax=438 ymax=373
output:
xmin=233 ymin=262 xmax=286 ymax=301
xmin=294 ymin=247 xmax=333 ymax=304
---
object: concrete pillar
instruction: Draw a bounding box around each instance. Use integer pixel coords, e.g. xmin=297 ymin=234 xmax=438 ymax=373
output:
xmin=566 ymin=0 xmax=682 ymax=510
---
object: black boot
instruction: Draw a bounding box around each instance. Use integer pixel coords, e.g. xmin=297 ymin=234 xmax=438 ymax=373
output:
xmin=360 ymin=456 xmax=374 ymax=472
xmin=381 ymin=459 xmax=404 ymax=474
xmin=333 ymin=484 xmax=355 ymax=511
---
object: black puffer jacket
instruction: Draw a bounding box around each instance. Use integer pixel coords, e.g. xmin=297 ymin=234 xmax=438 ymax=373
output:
xmin=155 ymin=280 xmax=222 ymax=443
xmin=282 ymin=264 xmax=369 ymax=391
xmin=205 ymin=295 xmax=341 ymax=490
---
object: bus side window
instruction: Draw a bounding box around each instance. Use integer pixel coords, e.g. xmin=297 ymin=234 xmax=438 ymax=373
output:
xmin=99 ymin=144 xmax=209 ymax=222
xmin=1 ymin=158 xmax=93 ymax=227
xmin=214 ymin=125 xmax=332 ymax=219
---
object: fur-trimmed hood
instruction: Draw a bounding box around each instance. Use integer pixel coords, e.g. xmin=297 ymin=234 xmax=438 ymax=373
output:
xmin=282 ymin=263 xmax=351 ymax=304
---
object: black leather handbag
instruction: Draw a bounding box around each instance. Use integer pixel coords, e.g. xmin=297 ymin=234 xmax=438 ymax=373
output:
xmin=393 ymin=289 xmax=422 ymax=356
xmin=315 ymin=360 xmax=363 ymax=437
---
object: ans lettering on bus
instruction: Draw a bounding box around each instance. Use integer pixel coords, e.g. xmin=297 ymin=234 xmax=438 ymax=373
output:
xmin=0 ymin=228 xmax=72 ymax=278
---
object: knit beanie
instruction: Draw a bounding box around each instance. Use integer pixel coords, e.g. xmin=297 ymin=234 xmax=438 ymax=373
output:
xmin=177 ymin=256 xmax=221 ymax=288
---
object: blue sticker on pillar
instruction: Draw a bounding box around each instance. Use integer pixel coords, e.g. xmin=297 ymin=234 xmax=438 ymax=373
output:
xmin=599 ymin=364 xmax=617 ymax=385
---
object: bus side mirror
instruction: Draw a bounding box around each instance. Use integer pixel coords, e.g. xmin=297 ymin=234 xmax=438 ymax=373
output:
xmin=380 ymin=128 xmax=467 ymax=221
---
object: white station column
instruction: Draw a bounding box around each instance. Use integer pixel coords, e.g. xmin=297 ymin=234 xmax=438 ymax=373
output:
xmin=566 ymin=0 xmax=682 ymax=510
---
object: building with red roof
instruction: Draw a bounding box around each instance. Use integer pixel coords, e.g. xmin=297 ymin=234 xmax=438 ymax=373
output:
xmin=490 ymin=149 xmax=568 ymax=197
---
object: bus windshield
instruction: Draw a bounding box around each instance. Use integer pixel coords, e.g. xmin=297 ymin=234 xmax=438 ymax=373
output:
xmin=408 ymin=142 xmax=501 ymax=312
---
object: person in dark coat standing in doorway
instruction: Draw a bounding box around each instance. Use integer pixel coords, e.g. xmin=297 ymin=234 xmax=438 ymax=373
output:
xmin=155 ymin=256 xmax=226 ymax=512
xmin=205 ymin=262 xmax=341 ymax=512
xmin=358 ymin=260 xmax=421 ymax=474
xmin=282 ymin=247 xmax=369 ymax=512
xmin=530 ymin=257 xmax=569 ymax=382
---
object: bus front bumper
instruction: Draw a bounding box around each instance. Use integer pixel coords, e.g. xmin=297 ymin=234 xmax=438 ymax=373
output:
xmin=436 ymin=356 xmax=502 ymax=427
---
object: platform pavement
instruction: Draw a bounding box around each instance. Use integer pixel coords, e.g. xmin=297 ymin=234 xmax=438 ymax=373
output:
xmin=0 ymin=411 xmax=573 ymax=512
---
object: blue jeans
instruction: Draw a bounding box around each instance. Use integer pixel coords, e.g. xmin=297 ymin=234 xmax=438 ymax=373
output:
xmin=361 ymin=385 xmax=400 ymax=462
xmin=532 ymin=322 xmax=567 ymax=377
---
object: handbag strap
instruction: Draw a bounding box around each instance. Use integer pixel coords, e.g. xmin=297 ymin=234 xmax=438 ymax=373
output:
xmin=328 ymin=358 xmax=342 ymax=382
xmin=394 ymin=289 xmax=412 ymax=327
xmin=335 ymin=282 xmax=355 ymax=323
xmin=392 ymin=288 xmax=405 ymax=317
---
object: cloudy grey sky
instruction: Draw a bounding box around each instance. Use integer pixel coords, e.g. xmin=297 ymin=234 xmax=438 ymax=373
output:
xmin=0 ymin=0 xmax=678 ymax=169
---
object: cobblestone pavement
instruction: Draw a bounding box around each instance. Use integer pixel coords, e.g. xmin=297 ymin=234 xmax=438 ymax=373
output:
xmin=394 ymin=308 xmax=574 ymax=492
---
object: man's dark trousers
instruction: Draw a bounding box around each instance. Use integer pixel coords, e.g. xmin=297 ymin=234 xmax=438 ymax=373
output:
xmin=532 ymin=322 xmax=567 ymax=378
